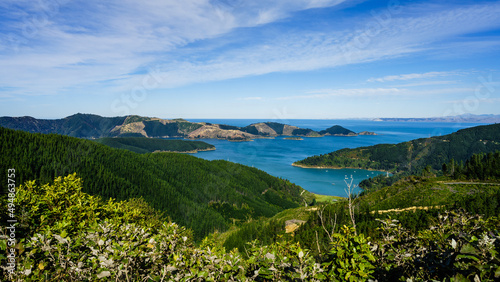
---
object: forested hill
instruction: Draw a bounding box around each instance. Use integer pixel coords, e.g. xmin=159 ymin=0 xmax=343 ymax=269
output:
xmin=0 ymin=113 xmax=126 ymax=137
xmin=0 ymin=113 xmax=373 ymax=140
xmin=0 ymin=127 xmax=308 ymax=239
xmin=94 ymin=137 xmax=215 ymax=153
xmin=294 ymin=123 xmax=500 ymax=173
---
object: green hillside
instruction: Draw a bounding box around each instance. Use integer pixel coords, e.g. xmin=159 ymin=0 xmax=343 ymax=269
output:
xmin=295 ymin=123 xmax=500 ymax=173
xmin=0 ymin=113 xmax=126 ymax=137
xmin=0 ymin=127 xmax=307 ymax=239
xmin=94 ymin=137 xmax=215 ymax=153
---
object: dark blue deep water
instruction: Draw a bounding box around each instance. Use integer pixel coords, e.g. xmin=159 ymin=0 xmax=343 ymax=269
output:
xmin=185 ymin=119 xmax=485 ymax=197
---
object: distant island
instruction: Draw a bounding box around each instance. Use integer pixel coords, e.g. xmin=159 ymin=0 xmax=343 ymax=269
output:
xmin=0 ymin=113 xmax=376 ymax=141
xmin=284 ymin=137 xmax=304 ymax=140
xmin=374 ymin=113 xmax=500 ymax=123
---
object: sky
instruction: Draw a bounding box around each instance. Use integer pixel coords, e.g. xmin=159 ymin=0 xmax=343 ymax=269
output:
xmin=1 ymin=0 xmax=500 ymax=119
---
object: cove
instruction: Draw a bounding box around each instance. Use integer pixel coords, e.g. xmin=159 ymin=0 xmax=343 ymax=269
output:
xmin=187 ymin=120 xmax=484 ymax=197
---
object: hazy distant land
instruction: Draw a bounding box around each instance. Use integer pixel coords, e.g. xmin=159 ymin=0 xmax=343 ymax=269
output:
xmin=374 ymin=114 xmax=500 ymax=123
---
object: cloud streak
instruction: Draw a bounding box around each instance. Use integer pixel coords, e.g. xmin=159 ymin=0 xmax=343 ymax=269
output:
xmin=367 ymin=71 xmax=460 ymax=83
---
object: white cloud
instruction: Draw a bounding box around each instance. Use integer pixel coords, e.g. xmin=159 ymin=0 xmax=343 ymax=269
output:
xmin=392 ymin=80 xmax=459 ymax=87
xmin=367 ymin=71 xmax=460 ymax=83
xmin=0 ymin=0 xmax=349 ymax=96
xmin=128 ymin=2 xmax=500 ymax=91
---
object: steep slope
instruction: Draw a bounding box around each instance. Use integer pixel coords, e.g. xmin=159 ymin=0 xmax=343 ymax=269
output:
xmin=0 ymin=127 xmax=308 ymax=239
xmin=187 ymin=123 xmax=256 ymax=140
xmin=295 ymin=123 xmax=500 ymax=173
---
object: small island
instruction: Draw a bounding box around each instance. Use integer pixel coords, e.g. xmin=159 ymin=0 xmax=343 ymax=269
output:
xmin=359 ymin=131 xmax=377 ymax=136
xmin=284 ymin=137 xmax=304 ymax=140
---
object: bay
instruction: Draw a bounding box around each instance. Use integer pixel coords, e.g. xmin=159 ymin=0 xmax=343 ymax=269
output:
xmin=186 ymin=119 xmax=485 ymax=197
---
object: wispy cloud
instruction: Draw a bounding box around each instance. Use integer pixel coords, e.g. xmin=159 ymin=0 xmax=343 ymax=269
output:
xmin=129 ymin=2 xmax=500 ymax=91
xmin=367 ymin=71 xmax=460 ymax=83
xmin=392 ymin=80 xmax=459 ymax=87
xmin=0 ymin=0 xmax=349 ymax=96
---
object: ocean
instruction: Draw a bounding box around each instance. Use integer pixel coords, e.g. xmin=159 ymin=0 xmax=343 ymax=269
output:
xmin=186 ymin=119 xmax=485 ymax=197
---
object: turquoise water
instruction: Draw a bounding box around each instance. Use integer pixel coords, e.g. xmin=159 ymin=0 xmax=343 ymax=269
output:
xmin=186 ymin=120 xmax=484 ymax=197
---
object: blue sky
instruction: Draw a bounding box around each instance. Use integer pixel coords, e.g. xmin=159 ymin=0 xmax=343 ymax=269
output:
xmin=1 ymin=0 xmax=500 ymax=119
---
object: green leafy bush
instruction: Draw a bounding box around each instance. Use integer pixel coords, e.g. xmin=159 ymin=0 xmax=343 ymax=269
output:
xmin=323 ymin=225 xmax=376 ymax=281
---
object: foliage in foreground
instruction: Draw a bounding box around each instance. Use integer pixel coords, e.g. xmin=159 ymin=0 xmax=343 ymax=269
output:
xmin=1 ymin=174 xmax=500 ymax=281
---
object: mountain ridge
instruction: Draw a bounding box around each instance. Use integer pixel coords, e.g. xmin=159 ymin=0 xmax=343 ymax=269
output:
xmin=0 ymin=113 xmax=375 ymax=140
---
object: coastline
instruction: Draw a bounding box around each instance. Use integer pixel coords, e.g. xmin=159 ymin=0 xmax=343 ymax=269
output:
xmin=154 ymin=147 xmax=216 ymax=154
xmin=291 ymin=162 xmax=388 ymax=172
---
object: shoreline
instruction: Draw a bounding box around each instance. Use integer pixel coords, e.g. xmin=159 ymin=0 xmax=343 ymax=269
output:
xmin=291 ymin=162 xmax=388 ymax=172
xmin=154 ymin=147 xmax=216 ymax=154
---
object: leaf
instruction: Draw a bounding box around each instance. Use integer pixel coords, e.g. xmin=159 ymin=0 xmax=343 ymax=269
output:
xmin=460 ymin=243 xmax=480 ymax=255
xmin=451 ymin=238 xmax=457 ymax=249
xmin=97 ymin=270 xmax=111 ymax=278
xmin=456 ymin=254 xmax=479 ymax=262
xmin=495 ymin=266 xmax=500 ymax=278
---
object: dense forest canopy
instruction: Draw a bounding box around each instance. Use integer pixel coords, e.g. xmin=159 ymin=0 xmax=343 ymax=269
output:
xmin=0 ymin=126 xmax=307 ymax=239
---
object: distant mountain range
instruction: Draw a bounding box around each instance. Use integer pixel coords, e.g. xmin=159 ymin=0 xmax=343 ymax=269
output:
xmin=0 ymin=113 xmax=375 ymax=140
xmin=374 ymin=114 xmax=500 ymax=123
